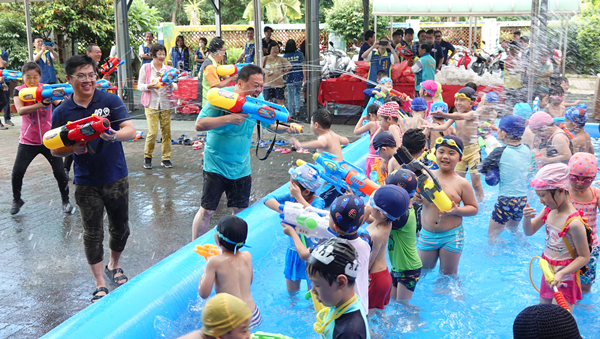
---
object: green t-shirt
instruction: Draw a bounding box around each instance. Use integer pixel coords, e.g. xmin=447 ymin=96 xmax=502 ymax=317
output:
xmin=197 ymin=87 xmax=269 ymax=179
xmin=387 ymin=207 xmax=422 ymax=272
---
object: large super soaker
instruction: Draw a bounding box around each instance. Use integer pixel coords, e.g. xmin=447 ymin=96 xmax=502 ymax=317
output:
xmin=206 ymin=87 xmax=290 ymax=126
xmin=1 ymin=69 xmax=22 ymax=80
xmin=279 ymin=201 xmax=337 ymax=242
xmin=42 ymin=114 xmax=110 ymax=151
xmin=529 ymin=256 xmax=571 ymax=311
xmin=99 ymin=57 xmax=125 ymax=77
xmin=216 ymin=63 xmax=251 ymax=77
xmin=297 ymin=152 xmax=380 ymax=197
xmin=150 ymin=68 xmax=187 ymax=89
xmin=393 ymin=146 xmax=453 ymax=212
xmin=19 ymin=83 xmax=73 ymax=102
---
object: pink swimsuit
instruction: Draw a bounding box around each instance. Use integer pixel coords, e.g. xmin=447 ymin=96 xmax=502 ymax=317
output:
xmin=365 ymin=121 xmax=380 ymax=178
xmin=570 ymin=189 xmax=598 ymax=247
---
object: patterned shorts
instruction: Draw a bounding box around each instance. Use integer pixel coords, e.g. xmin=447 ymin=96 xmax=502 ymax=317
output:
xmin=492 ymin=196 xmax=527 ymax=225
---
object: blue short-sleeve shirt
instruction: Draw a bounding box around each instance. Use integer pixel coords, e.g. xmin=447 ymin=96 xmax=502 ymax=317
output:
xmin=51 ymin=89 xmax=130 ymax=186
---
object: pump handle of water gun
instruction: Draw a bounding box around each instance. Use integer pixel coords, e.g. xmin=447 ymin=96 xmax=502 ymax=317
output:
xmin=528 ymin=256 xmax=570 ymax=311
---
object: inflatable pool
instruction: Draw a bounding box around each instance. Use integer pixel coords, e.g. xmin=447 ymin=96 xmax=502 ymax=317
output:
xmin=42 ymin=124 xmax=600 ymax=339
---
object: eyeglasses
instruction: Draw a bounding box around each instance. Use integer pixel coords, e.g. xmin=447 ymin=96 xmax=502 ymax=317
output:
xmin=435 ymin=35 xmax=442 ymax=38
xmin=454 ymin=92 xmax=473 ymax=102
xmin=569 ymin=175 xmax=594 ymax=185
xmin=435 ymin=137 xmax=462 ymax=154
xmin=73 ymin=73 xmax=97 ymax=81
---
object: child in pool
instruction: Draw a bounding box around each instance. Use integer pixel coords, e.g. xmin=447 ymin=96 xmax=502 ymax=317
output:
xmin=558 ymin=77 xmax=581 ymax=107
xmin=476 ymin=92 xmax=500 ymax=144
xmin=362 ymin=76 xmax=394 ymax=117
xmin=568 ymin=153 xmax=600 ymax=293
xmin=420 ymin=80 xmax=439 ymax=118
xmin=373 ymin=101 xmax=403 ymax=147
xmin=404 ymin=97 xmax=429 ymax=131
xmin=529 ymin=111 xmax=573 ymax=166
xmin=414 ymin=135 xmax=479 ymax=275
xmin=523 ymin=163 xmax=591 ymax=311
xmin=198 ymin=216 xmax=262 ymax=329
xmin=426 ymin=101 xmax=456 ymax=148
xmin=425 ymin=87 xmax=484 ymax=201
xmin=371 ymin=131 xmax=397 ymax=178
xmin=365 ymin=185 xmax=410 ymax=313
xmin=533 ymin=89 xmax=549 ymax=112
xmin=290 ymin=108 xmax=349 ymax=162
xmin=355 ymin=104 xmax=382 ymax=178
xmin=264 ymin=164 xmax=324 ymax=291
xmin=564 ymin=105 xmax=594 ymax=154
xmin=478 ymin=115 xmax=531 ymax=244
xmin=385 ymin=170 xmax=423 ymax=303
xmin=545 ymin=86 xmax=566 ymax=118
xmin=283 ymin=194 xmax=371 ymax=312
xmin=306 ymin=238 xmax=370 ymax=339
xmin=176 ymin=293 xmax=252 ymax=339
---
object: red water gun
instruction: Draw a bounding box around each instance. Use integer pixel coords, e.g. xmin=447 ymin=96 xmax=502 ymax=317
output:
xmin=43 ymin=114 xmax=111 ymax=151
xmin=99 ymin=57 xmax=125 ymax=77
xmin=529 ymin=256 xmax=571 ymax=311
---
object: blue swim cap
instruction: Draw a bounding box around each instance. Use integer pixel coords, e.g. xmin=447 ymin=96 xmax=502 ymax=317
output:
xmin=411 ymin=97 xmax=428 ymax=111
xmin=485 ymin=92 xmax=500 ymax=103
xmin=513 ymin=103 xmax=533 ymax=120
xmin=430 ymin=101 xmax=448 ymax=114
xmin=379 ymin=77 xmax=393 ymax=84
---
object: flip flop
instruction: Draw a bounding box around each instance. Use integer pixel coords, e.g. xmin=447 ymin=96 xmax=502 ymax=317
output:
xmin=194 ymin=144 xmax=203 ymax=150
xmin=275 ymin=140 xmax=289 ymax=146
xmin=183 ymin=138 xmax=192 ymax=146
xmin=281 ymin=148 xmax=291 ymax=154
xmin=171 ymin=140 xmax=178 ymax=145
xmin=296 ymin=148 xmax=310 ymax=154
xmin=257 ymin=140 xmax=268 ymax=148
xmin=274 ymin=147 xmax=283 ymax=152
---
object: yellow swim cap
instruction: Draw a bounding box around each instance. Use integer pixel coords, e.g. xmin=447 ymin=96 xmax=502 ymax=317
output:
xmin=201 ymin=293 xmax=251 ymax=337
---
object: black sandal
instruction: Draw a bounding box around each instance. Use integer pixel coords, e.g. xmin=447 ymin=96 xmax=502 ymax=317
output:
xmin=104 ymin=265 xmax=129 ymax=286
xmin=91 ymin=287 xmax=108 ymax=303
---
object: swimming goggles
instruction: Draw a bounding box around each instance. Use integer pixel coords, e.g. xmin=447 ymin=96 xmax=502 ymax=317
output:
xmin=216 ymin=230 xmax=250 ymax=254
xmin=314 ymin=294 xmax=357 ymax=334
xmin=569 ymin=175 xmax=594 ymax=185
xmin=454 ymin=92 xmax=473 ymax=102
xmin=434 ymin=137 xmax=463 ymax=155
xmin=550 ymin=95 xmax=565 ymax=101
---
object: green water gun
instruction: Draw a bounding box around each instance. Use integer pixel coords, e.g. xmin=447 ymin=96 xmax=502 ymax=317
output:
xmin=251 ymin=332 xmax=294 ymax=339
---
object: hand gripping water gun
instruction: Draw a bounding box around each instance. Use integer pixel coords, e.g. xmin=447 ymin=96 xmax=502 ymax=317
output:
xmin=529 ymin=256 xmax=570 ymax=311
xmin=99 ymin=57 xmax=125 ymax=77
xmin=1 ymin=69 xmax=22 ymax=80
xmin=96 ymin=79 xmax=112 ymax=91
xmin=206 ymin=87 xmax=290 ymax=126
xmin=251 ymin=332 xmax=293 ymax=339
xmin=193 ymin=244 xmax=221 ymax=260
xmin=216 ymin=63 xmax=251 ymax=77
xmin=150 ymin=68 xmax=188 ymax=89
xmin=19 ymin=83 xmax=73 ymax=102
xmin=297 ymin=152 xmax=380 ymax=197
xmin=279 ymin=201 xmax=337 ymax=241
xmin=393 ymin=146 xmax=453 ymax=211
xmin=42 ymin=114 xmax=110 ymax=150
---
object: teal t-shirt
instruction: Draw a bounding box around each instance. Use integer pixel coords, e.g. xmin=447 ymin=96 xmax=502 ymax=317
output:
xmin=197 ymin=87 xmax=269 ymax=179
xmin=415 ymin=54 xmax=436 ymax=91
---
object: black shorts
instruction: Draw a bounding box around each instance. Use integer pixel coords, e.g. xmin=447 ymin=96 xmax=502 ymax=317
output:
xmin=391 ymin=268 xmax=422 ymax=292
xmin=264 ymin=87 xmax=284 ymax=100
xmin=201 ymin=171 xmax=252 ymax=211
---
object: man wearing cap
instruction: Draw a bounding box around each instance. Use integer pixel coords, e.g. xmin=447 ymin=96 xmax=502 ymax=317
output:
xmin=478 ymin=115 xmax=531 ymax=244
xmin=361 ymin=37 xmax=399 ymax=92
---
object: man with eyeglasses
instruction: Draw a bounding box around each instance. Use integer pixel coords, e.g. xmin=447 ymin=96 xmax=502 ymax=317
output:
xmin=434 ymin=30 xmax=456 ymax=66
xmin=51 ymin=54 xmax=136 ymax=303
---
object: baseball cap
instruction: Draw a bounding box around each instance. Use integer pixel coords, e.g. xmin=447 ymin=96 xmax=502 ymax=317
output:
xmin=329 ymin=194 xmax=365 ymax=233
xmin=513 ymin=103 xmax=533 ymax=119
xmin=372 ymin=131 xmax=397 ymax=150
xmin=498 ymin=115 xmax=526 ymax=138
xmin=385 ymin=169 xmax=417 ymax=197
xmin=289 ymin=163 xmax=322 ymax=192
xmin=411 ymin=97 xmax=428 ymax=111
xmin=369 ymin=185 xmax=410 ymax=220
xmin=216 ymin=215 xmax=250 ymax=254
xmin=485 ymin=92 xmax=500 ymax=103
xmin=202 ymin=293 xmax=252 ymax=337
xmin=307 ymin=238 xmax=358 ymax=282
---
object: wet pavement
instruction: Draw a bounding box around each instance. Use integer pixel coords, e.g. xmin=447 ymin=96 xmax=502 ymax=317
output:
xmin=0 ymin=115 xmax=358 ymax=338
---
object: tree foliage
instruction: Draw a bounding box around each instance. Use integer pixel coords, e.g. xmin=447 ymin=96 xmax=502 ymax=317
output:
xmin=243 ymin=0 xmax=303 ymax=24
xmin=0 ymin=9 xmax=29 ymax=69
xmin=326 ymin=0 xmax=371 ymax=42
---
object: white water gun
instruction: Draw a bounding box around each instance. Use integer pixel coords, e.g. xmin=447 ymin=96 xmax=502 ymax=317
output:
xmin=279 ymin=201 xmax=337 ymax=242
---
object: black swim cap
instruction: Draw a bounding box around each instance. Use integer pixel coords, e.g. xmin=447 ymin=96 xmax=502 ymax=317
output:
xmin=307 ymin=238 xmax=358 ymax=282
xmin=216 ymin=215 xmax=248 ymax=253
xmin=513 ymin=304 xmax=581 ymax=339
xmin=402 ymin=128 xmax=427 ymax=154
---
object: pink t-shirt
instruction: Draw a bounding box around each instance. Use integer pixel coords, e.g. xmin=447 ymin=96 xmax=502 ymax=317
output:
xmin=16 ymin=83 xmax=52 ymax=145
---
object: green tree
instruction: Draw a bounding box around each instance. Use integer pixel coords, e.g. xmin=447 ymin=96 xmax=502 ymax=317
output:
xmin=326 ymin=0 xmax=370 ymax=42
xmin=0 ymin=9 xmax=29 ymax=69
xmin=243 ymin=0 xmax=302 ymax=24
xmin=126 ymin=0 xmax=161 ymax=51
xmin=147 ymin=0 xmax=189 ymax=25
xmin=184 ymin=0 xmax=205 ymax=25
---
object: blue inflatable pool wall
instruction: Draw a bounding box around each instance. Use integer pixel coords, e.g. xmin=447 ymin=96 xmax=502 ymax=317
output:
xmin=41 ymin=123 xmax=600 ymax=338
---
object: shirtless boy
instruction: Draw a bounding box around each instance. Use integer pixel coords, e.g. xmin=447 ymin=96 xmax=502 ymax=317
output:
xmin=290 ymin=108 xmax=349 ymax=161
xmin=564 ymin=105 xmax=594 ymax=154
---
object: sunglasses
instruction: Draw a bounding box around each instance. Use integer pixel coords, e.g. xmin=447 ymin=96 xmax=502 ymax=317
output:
xmin=454 ymin=92 xmax=473 ymax=102
xmin=435 ymin=137 xmax=462 ymax=154
xmin=569 ymin=175 xmax=594 ymax=185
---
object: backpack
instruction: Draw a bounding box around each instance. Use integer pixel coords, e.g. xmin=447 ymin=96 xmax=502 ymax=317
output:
xmin=561 ymin=211 xmax=593 ymax=274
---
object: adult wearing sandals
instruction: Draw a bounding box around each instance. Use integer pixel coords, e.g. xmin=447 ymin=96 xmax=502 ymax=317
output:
xmin=51 ymin=54 xmax=136 ymax=302
xmin=138 ymin=43 xmax=177 ymax=169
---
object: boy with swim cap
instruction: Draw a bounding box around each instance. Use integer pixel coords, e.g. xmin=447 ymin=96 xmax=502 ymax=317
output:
xmin=427 ymin=101 xmax=456 ymax=147
xmin=478 ymin=115 xmax=531 ymax=244
xmin=198 ymin=216 xmax=262 ymax=329
xmin=307 ymin=237 xmax=370 ymax=339
xmin=366 ymin=185 xmax=410 ymax=312
xmin=405 ymin=97 xmax=429 ymax=130
xmin=283 ymin=194 xmax=371 ymax=311
xmin=176 ymin=293 xmax=252 ymax=339
xmin=372 ymin=131 xmax=397 ymax=178
xmin=385 ymin=170 xmax=423 ymax=302
xmin=564 ymin=105 xmax=594 ymax=154
xmin=415 ymin=135 xmax=478 ymax=275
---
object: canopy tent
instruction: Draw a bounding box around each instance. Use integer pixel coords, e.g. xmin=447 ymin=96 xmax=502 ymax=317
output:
xmin=372 ymin=0 xmax=581 ymax=17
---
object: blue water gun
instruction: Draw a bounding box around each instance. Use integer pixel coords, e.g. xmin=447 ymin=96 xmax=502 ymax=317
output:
xmin=95 ymin=79 xmax=111 ymax=91
xmin=1 ymin=69 xmax=22 ymax=80
xmin=297 ymin=152 xmax=380 ymax=197
xmin=150 ymin=68 xmax=187 ymax=90
xmin=19 ymin=83 xmax=73 ymax=102
xmin=206 ymin=88 xmax=290 ymax=125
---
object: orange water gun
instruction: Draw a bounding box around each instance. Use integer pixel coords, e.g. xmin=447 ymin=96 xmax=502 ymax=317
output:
xmin=371 ymin=158 xmax=387 ymax=186
xmin=529 ymin=256 xmax=570 ymax=311
xmin=194 ymin=244 xmax=221 ymax=260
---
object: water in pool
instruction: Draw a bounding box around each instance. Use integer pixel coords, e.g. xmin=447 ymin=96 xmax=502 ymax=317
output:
xmin=156 ymin=145 xmax=600 ymax=339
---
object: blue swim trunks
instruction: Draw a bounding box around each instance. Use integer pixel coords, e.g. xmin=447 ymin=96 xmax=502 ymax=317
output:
xmin=284 ymin=248 xmax=312 ymax=288
xmin=417 ymin=225 xmax=465 ymax=253
xmin=581 ymin=246 xmax=600 ymax=285
xmin=492 ymin=196 xmax=527 ymax=225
